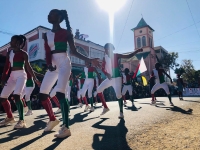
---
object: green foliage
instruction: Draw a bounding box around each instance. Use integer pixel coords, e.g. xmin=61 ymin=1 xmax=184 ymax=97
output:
xmin=158 ymin=52 xmax=179 ymax=70
xmin=174 ymin=67 xmax=185 ymax=75
xmin=180 ymin=59 xmax=199 ymax=83
xmin=31 ymin=64 xmax=47 ymax=74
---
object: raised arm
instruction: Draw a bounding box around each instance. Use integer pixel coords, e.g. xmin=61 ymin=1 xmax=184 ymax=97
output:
xmin=116 ymin=48 xmax=143 ymax=59
xmin=67 ymin=31 xmax=100 ymax=68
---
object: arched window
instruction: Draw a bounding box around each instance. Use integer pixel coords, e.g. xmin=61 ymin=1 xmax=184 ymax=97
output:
xmin=142 ymin=36 xmax=146 ymax=47
xmin=76 ymin=46 xmax=88 ymax=57
xmin=137 ymin=37 xmax=141 ymax=48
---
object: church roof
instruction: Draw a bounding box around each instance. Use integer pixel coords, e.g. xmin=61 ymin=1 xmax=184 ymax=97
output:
xmin=131 ymin=18 xmax=154 ymax=31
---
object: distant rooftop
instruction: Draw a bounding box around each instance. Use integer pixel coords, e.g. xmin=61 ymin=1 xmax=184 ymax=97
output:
xmin=132 ymin=18 xmax=154 ymax=31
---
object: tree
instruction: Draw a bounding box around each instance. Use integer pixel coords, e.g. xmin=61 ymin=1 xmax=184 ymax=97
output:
xmin=31 ymin=64 xmax=47 ymax=74
xmin=156 ymin=52 xmax=179 ymax=70
xmin=174 ymin=67 xmax=185 ymax=75
xmin=180 ymin=59 xmax=195 ymax=83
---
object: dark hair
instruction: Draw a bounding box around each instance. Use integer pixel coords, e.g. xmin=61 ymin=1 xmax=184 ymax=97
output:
xmin=104 ymin=43 xmax=115 ymax=50
xmin=53 ymin=9 xmax=71 ymax=31
xmin=155 ymin=62 xmax=161 ymax=68
xmin=124 ymin=68 xmax=130 ymax=75
xmin=12 ymin=35 xmax=26 ymax=49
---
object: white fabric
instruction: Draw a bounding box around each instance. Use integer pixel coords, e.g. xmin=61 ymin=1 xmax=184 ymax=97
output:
xmin=122 ymin=73 xmax=126 ymax=83
xmin=105 ymin=54 xmax=112 ymax=76
xmin=97 ymin=77 xmax=122 ymax=99
xmin=153 ymin=69 xmax=160 ymax=84
xmin=122 ymin=85 xmax=133 ymax=95
xmin=95 ymin=77 xmax=99 ymax=87
xmin=46 ymin=31 xmax=55 ymax=51
xmin=78 ymin=79 xmax=81 ymax=90
xmin=65 ymin=85 xmax=71 ymax=101
xmin=151 ymin=82 xmax=170 ymax=95
xmin=80 ymin=78 xmax=94 ymax=98
xmin=40 ymin=53 xmax=71 ymax=94
xmin=20 ymin=86 xmax=35 ymax=101
xmin=0 ymin=70 xmax=27 ymax=98
xmin=9 ymin=50 xmax=14 ymax=67
xmin=77 ymin=90 xmax=82 ymax=99
xmin=139 ymin=57 xmax=147 ymax=73
xmin=84 ymin=67 xmax=88 ymax=78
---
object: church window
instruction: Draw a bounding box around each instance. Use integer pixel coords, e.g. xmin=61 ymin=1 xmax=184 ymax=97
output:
xmin=142 ymin=36 xmax=146 ymax=47
xmin=137 ymin=37 xmax=141 ymax=48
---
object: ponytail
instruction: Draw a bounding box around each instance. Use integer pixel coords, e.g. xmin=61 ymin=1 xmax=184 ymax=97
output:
xmin=19 ymin=35 xmax=26 ymax=49
xmin=60 ymin=10 xmax=71 ymax=31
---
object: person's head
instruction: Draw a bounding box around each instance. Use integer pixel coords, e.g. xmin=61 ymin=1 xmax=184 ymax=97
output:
xmin=10 ymin=35 xmax=26 ymax=49
xmin=155 ymin=63 xmax=161 ymax=69
xmin=177 ymin=74 xmax=180 ymax=78
xmin=104 ymin=43 xmax=115 ymax=55
xmin=48 ymin=9 xmax=71 ymax=31
xmin=124 ymin=68 xmax=129 ymax=75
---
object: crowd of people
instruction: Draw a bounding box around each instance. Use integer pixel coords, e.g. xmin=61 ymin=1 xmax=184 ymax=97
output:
xmin=0 ymin=9 xmax=185 ymax=139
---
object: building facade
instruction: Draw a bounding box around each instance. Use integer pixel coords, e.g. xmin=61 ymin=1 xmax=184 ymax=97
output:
xmin=121 ymin=18 xmax=169 ymax=78
xmin=0 ymin=26 xmax=105 ymax=76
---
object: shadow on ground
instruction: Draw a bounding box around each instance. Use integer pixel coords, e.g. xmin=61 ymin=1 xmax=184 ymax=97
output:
xmin=125 ymin=105 xmax=142 ymax=111
xmin=0 ymin=120 xmax=48 ymax=150
xmin=155 ymin=105 xmax=193 ymax=114
xmin=92 ymin=118 xmax=131 ymax=150
xmin=182 ymin=99 xmax=200 ymax=103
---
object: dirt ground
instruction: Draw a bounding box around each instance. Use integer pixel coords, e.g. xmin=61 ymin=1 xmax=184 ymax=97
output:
xmin=129 ymin=102 xmax=200 ymax=150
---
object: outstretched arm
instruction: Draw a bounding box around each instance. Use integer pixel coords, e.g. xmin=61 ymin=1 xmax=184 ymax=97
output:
xmin=67 ymin=31 xmax=100 ymax=68
xmin=117 ymin=48 xmax=143 ymax=59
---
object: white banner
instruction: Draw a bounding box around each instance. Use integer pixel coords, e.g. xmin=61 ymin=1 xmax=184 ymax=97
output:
xmin=27 ymin=39 xmax=45 ymax=62
xmin=183 ymin=88 xmax=200 ymax=96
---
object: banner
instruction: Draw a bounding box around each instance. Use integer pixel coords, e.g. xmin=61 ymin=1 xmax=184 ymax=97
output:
xmin=183 ymin=88 xmax=200 ymax=96
xmin=27 ymin=39 xmax=45 ymax=62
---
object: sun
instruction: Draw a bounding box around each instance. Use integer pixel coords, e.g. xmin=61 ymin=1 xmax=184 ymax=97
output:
xmin=96 ymin=0 xmax=126 ymax=13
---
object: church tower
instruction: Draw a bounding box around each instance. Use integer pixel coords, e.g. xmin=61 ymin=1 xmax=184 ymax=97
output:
xmin=131 ymin=18 xmax=157 ymax=77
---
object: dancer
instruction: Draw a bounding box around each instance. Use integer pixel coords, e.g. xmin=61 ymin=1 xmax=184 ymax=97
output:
xmin=66 ymin=73 xmax=73 ymax=102
xmin=77 ymin=72 xmax=85 ymax=108
xmin=96 ymin=43 xmax=142 ymax=118
xmin=50 ymin=72 xmax=73 ymax=114
xmin=150 ymin=63 xmax=174 ymax=106
xmin=39 ymin=9 xmax=99 ymax=138
xmin=176 ymin=74 xmax=184 ymax=100
xmin=0 ymin=35 xmax=40 ymax=128
xmin=149 ymin=75 xmax=156 ymax=101
xmin=80 ymin=63 xmax=100 ymax=112
xmin=122 ymin=68 xmax=134 ymax=106
xmin=21 ymin=69 xmax=43 ymax=116
xmin=93 ymin=73 xmax=102 ymax=106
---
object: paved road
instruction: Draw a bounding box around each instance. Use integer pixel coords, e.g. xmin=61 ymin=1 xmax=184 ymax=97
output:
xmin=0 ymin=97 xmax=199 ymax=150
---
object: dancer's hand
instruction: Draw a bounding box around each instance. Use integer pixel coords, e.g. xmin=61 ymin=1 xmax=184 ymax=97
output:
xmin=91 ymin=58 xmax=101 ymax=68
xmin=48 ymin=64 xmax=56 ymax=71
xmin=106 ymin=73 xmax=112 ymax=80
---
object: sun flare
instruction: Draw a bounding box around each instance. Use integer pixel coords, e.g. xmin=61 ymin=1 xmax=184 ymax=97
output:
xmin=96 ymin=0 xmax=126 ymax=13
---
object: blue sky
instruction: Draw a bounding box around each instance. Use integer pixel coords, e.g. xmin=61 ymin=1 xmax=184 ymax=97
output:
xmin=0 ymin=0 xmax=200 ymax=78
